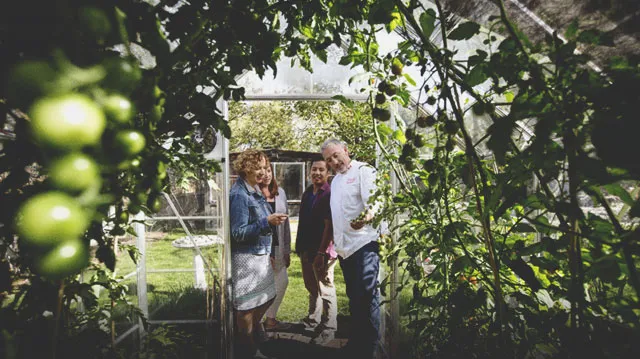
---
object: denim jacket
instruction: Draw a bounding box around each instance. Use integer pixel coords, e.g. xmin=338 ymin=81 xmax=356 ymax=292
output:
xmin=229 ymin=177 xmax=273 ymax=255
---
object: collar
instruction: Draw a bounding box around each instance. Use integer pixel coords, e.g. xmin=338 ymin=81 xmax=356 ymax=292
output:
xmin=318 ymin=181 xmax=330 ymax=193
xmin=238 ymin=177 xmax=259 ymax=195
xmin=337 ymin=160 xmax=354 ymax=175
xmin=307 ymin=181 xmax=330 ymax=195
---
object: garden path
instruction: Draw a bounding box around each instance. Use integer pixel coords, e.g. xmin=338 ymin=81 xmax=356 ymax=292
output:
xmin=259 ymin=318 xmax=349 ymax=359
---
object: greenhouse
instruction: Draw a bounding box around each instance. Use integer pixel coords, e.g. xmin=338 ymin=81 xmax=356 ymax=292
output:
xmin=1 ymin=0 xmax=639 ymax=358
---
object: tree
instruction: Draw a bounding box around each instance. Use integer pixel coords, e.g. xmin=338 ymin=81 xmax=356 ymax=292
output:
xmin=229 ymin=100 xmax=375 ymax=164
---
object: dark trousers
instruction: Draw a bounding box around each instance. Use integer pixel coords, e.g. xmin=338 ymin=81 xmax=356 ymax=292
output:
xmin=339 ymin=241 xmax=381 ymax=358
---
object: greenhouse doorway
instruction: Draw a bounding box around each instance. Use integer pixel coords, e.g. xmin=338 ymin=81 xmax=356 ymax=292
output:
xmin=217 ymin=93 xmax=399 ymax=359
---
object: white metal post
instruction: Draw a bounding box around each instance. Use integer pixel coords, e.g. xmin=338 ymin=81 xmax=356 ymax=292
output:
xmin=218 ymin=99 xmax=234 ymax=359
xmin=134 ymin=211 xmax=148 ymax=337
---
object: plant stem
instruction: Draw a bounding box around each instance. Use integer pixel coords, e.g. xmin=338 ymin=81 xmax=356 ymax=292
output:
xmin=52 ymin=280 xmax=65 ymax=359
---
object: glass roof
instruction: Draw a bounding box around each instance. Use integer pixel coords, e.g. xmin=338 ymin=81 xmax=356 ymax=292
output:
xmin=236 ymin=44 xmax=369 ymax=97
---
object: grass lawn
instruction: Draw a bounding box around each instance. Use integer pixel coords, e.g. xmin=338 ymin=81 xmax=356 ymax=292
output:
xmin=104 ymin=217 xmax=415 ymax=354
xmin=108 ymin=219 xmax=352 ymax=324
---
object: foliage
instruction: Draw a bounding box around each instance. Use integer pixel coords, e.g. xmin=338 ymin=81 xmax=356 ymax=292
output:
xmin=0 ymin=262 xmax=145 ymax=358
xmin=331 ymin=0 xmax=640 ymax=357
xmin=229 ymin=100 xmax=376 ymax=164
xmin=1 ymin=0 xmax=640 ymax=357
xmin=1 ymin=0 xmax=364 ymax=356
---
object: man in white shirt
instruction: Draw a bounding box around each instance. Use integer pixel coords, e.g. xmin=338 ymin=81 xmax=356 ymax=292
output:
xmin=321 ymin=138 xmax=381 ymax=358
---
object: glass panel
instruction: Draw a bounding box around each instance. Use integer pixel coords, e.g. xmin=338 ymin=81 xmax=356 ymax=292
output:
xmin=273 ymin=163 xmax=303 ymax=216
xmin=237 ymin=45 xmax=367 ymax=96
xmin=159 ymin=169 xmax=223 ymax=231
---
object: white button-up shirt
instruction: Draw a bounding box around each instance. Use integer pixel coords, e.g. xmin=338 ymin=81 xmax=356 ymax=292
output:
xmin=330 ymin=160 xmax=379 ymax=259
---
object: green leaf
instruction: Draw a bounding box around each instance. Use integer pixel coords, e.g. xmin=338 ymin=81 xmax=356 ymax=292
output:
xmin=512 ymin=223 xmax=536 ymax=233
xmin=504 ymin=92 xmax=514 ymax=103
xmin=590 ymin=256 xmax=621 ymax=283
xmin=388 ymin=11 xmax=403 ymax=32
xmin=465 ymin=64 xmax=488 ymax=87
xmin=403 ymin=73 xmax=416 ymax=86
xmin=298 ymin=25 xmax=314 ymax=38
xmin=468 ymin=50 xmax=487 ymax=66
xmin=451 ymin=255 xmax=472 ymax=274
xmin=602 ymin=184 xmax=634 ymax=206
xmin=316 ymin=49 xmax=328 ymax=64
xmin=486 ymin=116 xmax=515 ymax=164
xmin=419 ymin=9 xmax=437 ymax=39
xmin=448 ymin=22 xmax=481 ymax=41
xmin=349 ymin=72 xmax=370 ymax=86
xmin=368 ymin=0 xmax=396 ymax=25
xmin=508 ymin=257 xmax=542 ymax=291
xmin=609 ymin=56 xmax=630 ymax=70
xmin=332 ymin=95 xmax=355 ymax=109
xmin=564 ymin=19 xmax=579 ymax=40
xmin=115 ymin=7 xmax=130 ymax=44
xmin=577 ymin=29 xmax=615 ymax=46
xmin=377 ymin=123 xmax=394 ymax=136
xmin=393 ymin=129 xmax=406 ymax=144
xmin=535 ymin=289 xmax=554 ymax=307
xmin=396 ymin=89 xmax=410 ymax=106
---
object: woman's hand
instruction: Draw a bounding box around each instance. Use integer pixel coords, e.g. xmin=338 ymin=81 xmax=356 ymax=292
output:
xmin=267 ymin=213 xmax=288 ymax=226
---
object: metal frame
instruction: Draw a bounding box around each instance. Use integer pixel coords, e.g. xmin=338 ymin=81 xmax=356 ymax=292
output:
xmin=115 ymin=189 xmax=225 ymax=356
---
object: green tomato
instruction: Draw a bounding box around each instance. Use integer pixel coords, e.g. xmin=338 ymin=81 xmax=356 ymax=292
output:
xmin=391 ymin=58 xmax=404 ymax=75
xmin=33 ymin=238 xmax=90 ymax=279
xmin=101 ymin=58 xmax=142 ymax=95
xmin=118 ymin=210 xmax=129 ymax=224
xmin=6 ymin=61 xmax=58 ymax=107
xmin=157 ymin=161 xmax=167 ymax=180
xmin=444 ymin=120 xmax=459 ymax=135
xmin=102 ymin=94 xmax=134 ymax=125
xmin=48 ymin=152 xmax=100 ymax=193
xmin=114 ymin=130 xmax=146 ymax=157
xmin=149 ymin=103 xmax=164 ymax=123
xmin=147 ymin=196 xmax=163 ymax=213
xmin=78 ymin=7 xmax=112 ymax=38
xmin=117 ymin=157 xmax=141 ymax=170
xmin=372 ymin=108 xmax=391 ymax=122
xmin=153 ymin=86 xmax=166 ymax=106
xmin=15 ymin=192 xmax=89 ymax=248
xmin=29 ymin=94 xmax=106 ymax=150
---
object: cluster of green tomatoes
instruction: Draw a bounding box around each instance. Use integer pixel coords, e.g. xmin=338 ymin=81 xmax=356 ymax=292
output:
xmin=9 ymin=56 xmax=156 ymax=280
